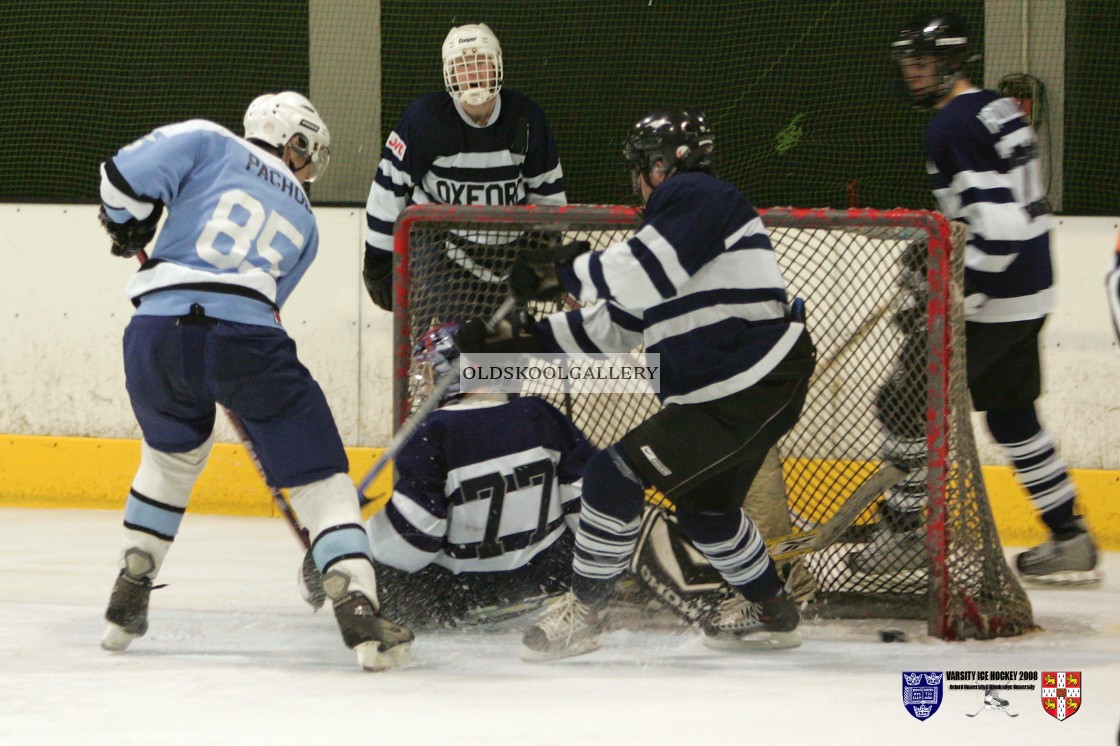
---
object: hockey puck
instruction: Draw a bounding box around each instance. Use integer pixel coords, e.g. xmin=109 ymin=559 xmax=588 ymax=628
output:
xmin=879 ymin=629 xmax=907 ymax=643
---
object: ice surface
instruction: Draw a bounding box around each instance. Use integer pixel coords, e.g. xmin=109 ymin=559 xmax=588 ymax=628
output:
xmin=1 ymin=508 xmax=1116 ymax=744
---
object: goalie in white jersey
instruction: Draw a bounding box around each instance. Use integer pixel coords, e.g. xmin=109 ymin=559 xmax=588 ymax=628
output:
xmin=363 ymin=323 xmax=595 ymax=627
xmin=362 ymin=22 xmax=566 ymax=315
xmin=97 ymin=92 xmax=413 ymax=670
xmin=887 ymin=12 xmax=1098 ymax=585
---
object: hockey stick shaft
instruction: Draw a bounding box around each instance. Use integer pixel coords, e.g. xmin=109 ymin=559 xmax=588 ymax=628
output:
xmin=134 ymin=250 xmax=310 ymax=550
xmin=458 ymin=591 xmax=562 ymax=626
xmin=765 ymin=463 xmax=906 ymax=562
xmin=356 ymin=295 xmax=519 ymax=506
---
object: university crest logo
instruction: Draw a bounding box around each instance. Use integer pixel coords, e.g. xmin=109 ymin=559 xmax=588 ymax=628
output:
xmin=1041 ymin=671 xmax=1082 ymax=721
xmin=902 ymin=671 xmax=943 ymax=720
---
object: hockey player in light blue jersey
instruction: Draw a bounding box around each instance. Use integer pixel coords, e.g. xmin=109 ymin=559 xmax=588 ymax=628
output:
xmin=362 ymin=23 xmax=566 ymax=313
xmin=459 ymin=110 xmax=817 ymax=660
xmin=886 ymin=13 xmax=1099 ymax=584
xmin=98 ymin=92 xmax=413 ymax=670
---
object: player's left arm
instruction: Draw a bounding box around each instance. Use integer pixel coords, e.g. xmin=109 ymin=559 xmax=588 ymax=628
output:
xmin=557 ymin=183 xmax=727 ymax=309
xmin=520 ymin=102 xmax=566 ymax=206
xmin=99 ymin=122 xmax=209 ymax=258
xmin=367 ymin=427 xmax=450 ymax=573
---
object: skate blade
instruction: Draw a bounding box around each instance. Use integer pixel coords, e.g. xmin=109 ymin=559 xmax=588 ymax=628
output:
xmin=703 ymin=631 xmax=802 ymax=652
xmin=520 ymin=638 xmax=601 ymax=663
xmin=1020 ymin=569 xmax=1103 ymax=587
xmin=355 ymin=640 xmax=412 ymax=671
xmin=101 ymin=623 xmax=139 ymax=652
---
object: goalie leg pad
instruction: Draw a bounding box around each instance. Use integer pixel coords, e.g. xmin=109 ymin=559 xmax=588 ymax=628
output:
xmin=630 ymin=508 xmax=723 ymax=623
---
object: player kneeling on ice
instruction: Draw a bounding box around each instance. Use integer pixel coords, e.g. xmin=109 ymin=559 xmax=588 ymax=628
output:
xmin=458 ymin=110 xmax=817 ymax=661
xmin=98 ymin=92 xmax=412 ymax=671
xmin=303 ymin=323 xmax=597 ymax=628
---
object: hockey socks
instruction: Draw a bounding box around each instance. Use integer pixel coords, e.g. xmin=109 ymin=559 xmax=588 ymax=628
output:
xmin=675 ymin=510 xmax=782 ymax=602
xmin=985 ymin=407 xmax=1076 ymax=533
xmin=570 ymin=447 xmax=645 ymax=603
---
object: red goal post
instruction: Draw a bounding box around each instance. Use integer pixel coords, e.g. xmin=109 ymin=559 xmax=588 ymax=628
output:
xmin=390 ymin=203 xmax=1033 ymax=640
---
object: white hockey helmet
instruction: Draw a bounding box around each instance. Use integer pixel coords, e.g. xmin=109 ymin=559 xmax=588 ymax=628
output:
xmin=243 ymin=91 xmax=331 ymax=182
xmin=442 ymin=23 xmax=503 ymax=107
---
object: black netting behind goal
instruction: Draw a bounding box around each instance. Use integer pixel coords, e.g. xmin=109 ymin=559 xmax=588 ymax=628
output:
xmin=394 ymin=204 xmax=1034 ymax=641
xmin=5 ymin=2 xmax=1118 ymax=213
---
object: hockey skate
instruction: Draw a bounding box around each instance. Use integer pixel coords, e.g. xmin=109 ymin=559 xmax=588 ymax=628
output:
xmin=701 ymin=590 xmax=801 ymax=651
xmin=846 ymin=503 xmax=928 ymax=575
xmin=102 ymin=569 xmax=155 ymax=652
xmin=966 ymin=689 xmax=1018 ymax=717
xmin=521 ymin=591 xmax=607 ymax=662
xmin=332 ymin=591 xmax=414 ymax=671
xmin=1015 ymin=519 xmax=1101 ymax=586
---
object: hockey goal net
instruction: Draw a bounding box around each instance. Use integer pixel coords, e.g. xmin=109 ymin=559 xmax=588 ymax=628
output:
xmin=391 ymin=204 xmax=1034 ymax=640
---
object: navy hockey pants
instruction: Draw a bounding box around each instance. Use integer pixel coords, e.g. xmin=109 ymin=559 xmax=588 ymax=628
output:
xmin=123 ymin=311 xmax=348 ymax=488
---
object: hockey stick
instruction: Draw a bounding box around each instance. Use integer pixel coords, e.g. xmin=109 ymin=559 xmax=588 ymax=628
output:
xmin=458 ymin=592 xmax=563 ymax=626
xmin=356 ymin=295 xmax=519 ymax=506
xmin=765 ymin=463 xmax=906 ymax=562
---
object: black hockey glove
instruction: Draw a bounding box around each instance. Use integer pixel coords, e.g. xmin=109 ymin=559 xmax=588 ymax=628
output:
xmin=99 ymin=204 xmax=162 ymax=259
xmin=363 ymin=250 xmax=394 ymax=311
xmin=454 ymin=311 xmax=545 ymax=355
xmin=507 ymin=240 xmax=591 ymax=303
xmin=517 ymin=239 xmax=591 ymax=266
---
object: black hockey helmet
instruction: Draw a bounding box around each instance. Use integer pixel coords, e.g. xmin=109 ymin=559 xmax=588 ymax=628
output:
xmin=623 ymin=109 xmax=714 ymax=185
xmin=891 ymin=12 xmax=974 ymax=109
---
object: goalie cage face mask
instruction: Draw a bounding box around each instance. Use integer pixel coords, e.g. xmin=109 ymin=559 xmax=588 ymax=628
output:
xmin=443 ymin=23 xmax=504 ymax=107
xmin=413 ymin=323 xmax=464 ymax=406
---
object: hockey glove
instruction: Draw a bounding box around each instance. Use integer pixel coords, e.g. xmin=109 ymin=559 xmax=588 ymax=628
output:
xmin=517 ymin=239 xmax=591 ymax=266
xmin=363 ymin=250 xmax=394 ymax=311
xmin=99 ymin=204 xmax=162 ymax=259
xmin=454 ymin=312 xmax=545 ymax=355
xmin=507 ymin=240 xmax=591 ymax=303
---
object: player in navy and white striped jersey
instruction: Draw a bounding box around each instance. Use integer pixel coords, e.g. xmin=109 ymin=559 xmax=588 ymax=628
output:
xmin=97 ymin=92 xmax=413 ymax=670
xmin=461 ymin=110 xmax=817 ymax=659
xmin=364 ymin=324 xmax=595 ymax=627
xmin=888 ymin=13 xmax=1098 ymax=584
xmin=362 ymin=23 xmax=566 ymax=314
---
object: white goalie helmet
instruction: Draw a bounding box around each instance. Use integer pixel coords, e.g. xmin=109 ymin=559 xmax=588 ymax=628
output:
xmin=243 ymin=91 xmax=331 ymax=182
xmin=442 ymin=23 xmax=503 ymax=107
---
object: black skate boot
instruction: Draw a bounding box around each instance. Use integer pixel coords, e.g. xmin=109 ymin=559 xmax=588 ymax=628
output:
xmin=332 ymin=591 xmax=414 ymax=671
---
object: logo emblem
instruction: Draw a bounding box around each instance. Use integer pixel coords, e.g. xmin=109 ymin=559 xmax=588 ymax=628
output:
xmin=1041 ymin=671 xmax=1082 ymax=721
xmin=966 ymin=688 xmax=1018 ymax=718
xmin=903 ymin=671 xmax=943 ymax=720
xmin=386 ymin=131 xmax=407 ymax=160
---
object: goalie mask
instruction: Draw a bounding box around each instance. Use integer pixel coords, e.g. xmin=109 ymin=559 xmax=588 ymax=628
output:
xmin=244 ymin=91 xmax=331 ymax=182
xmin=442 ymin=23 xmax=504 ymax=107
xmin=891 ymin=13 xmax=975 ymax=110
xmin=623 ymin=110 xmax=714 ymax=193
xmin=413 ymin=323 xmax=464 ymax=405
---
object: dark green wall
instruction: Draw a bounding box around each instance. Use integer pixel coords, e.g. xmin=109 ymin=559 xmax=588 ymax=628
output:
xmin=1 ymin=2 xmax=309 ymax=202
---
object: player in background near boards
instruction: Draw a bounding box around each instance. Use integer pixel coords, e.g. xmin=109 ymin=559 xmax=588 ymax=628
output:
xmin=887 ymin=12 xmax=1099 ymax=585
